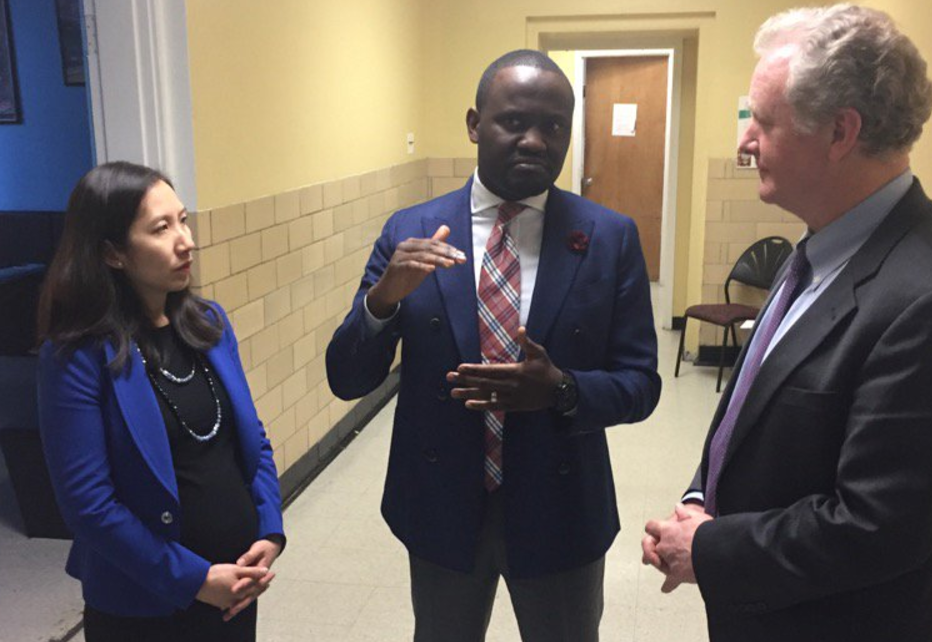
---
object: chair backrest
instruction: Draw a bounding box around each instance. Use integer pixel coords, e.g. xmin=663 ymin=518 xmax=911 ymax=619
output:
xmin=724 ymin=236 xmax=794 ymax=304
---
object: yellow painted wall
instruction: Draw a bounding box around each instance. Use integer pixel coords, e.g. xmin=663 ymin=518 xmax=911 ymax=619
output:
xmin=420 ymin=0 xmax=932 ymax=321
xmin=184 ymin=0 xmax=931 ymax=317
xmin=185 ymin=0 xmax=425 ymax=210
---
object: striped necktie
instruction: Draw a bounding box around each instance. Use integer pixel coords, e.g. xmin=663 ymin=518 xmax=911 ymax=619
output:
xmin=477 ymin=201 xmax=525 ymax=491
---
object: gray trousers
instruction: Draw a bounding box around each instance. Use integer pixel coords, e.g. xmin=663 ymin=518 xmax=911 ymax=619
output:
xmin=409 ymin=491 xmax=604 ymax=642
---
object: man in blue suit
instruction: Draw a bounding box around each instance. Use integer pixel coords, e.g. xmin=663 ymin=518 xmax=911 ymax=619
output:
xmin=327 ymin=49 xmax=660 ymax=642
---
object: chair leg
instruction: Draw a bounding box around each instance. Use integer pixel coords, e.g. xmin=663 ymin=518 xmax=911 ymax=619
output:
xmin=675 ymin=318 xmax=688 ymax=377
xmin=716 ymin=325 xmax=729 ymax=393
xmin=730 ymin=323 xmax=740 ymax=349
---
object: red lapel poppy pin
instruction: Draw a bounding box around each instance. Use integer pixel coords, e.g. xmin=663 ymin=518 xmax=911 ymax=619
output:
xmin=567 ymin=231 xmax=589 ymax=253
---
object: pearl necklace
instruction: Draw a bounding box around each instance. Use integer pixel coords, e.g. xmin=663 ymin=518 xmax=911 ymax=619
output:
xmin=138 ymin=348 xmax=222 ymax=442
xmin=158 ymin=361 xmax=195 ymax=384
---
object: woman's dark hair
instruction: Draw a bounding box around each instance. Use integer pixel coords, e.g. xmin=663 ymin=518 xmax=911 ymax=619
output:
xmin=37 ymin=161 xmax=222 ymax=373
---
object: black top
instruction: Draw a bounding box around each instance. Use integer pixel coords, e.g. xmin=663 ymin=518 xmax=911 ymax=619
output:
xmin=148 ymin=325 xmax=258 ymax=564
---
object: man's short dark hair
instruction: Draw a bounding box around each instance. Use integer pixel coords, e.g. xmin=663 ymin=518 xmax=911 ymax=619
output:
xmin=475 ymin=49 xmax=570 ymax=110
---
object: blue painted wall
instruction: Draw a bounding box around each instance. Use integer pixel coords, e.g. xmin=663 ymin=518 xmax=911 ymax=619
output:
xmin=0 ymin=0 xmax=93 ymax=211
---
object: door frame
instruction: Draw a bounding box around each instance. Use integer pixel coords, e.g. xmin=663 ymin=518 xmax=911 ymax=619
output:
xmin=572 ymin=47 xmax=682 ymax=330
xmin=81 ymin=0 xmax=198 ymax=208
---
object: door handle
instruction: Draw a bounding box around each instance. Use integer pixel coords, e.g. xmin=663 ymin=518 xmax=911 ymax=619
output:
xmin=583 ymin=177 xmax=594 ymax=187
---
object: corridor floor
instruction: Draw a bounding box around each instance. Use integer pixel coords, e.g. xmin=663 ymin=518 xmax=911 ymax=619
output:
xmin=248 ymin=322 xmax=718 ymax=642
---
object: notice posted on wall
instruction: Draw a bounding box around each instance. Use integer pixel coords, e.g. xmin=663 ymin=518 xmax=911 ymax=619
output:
xmin=736 ymin=96 xmax=757 ymax=169
xmin=612 ymin=103 xmax=637 ymax=137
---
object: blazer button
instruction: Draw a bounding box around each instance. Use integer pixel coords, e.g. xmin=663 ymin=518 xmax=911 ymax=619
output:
xmin=161 ymin=511 xmax=173 ymax=525
xmin=423 ymin=448 xmax=439 ymax=463
xmin=430 ymin=317 xmax=442 ymax=332
xmin=436 ymin=386 xmax=449 ymax=401
xmin=558 ymin=462 xmax=572 ymax=476
xmin=573 ymin=327 xmax=582 ymax=339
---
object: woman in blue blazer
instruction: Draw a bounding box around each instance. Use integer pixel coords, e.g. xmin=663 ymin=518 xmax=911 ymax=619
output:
xmin=36 ymin=162 xmax=284 ymax=642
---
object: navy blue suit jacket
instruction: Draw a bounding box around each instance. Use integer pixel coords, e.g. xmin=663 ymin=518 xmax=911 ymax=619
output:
xmin=38 ymin=304 xmax=283 ymax=616
xmin=327 ymin=180 xmax=660 ymax=578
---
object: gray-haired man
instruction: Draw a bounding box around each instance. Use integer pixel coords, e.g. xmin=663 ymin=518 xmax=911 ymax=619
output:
xmin=643 ymin=5 xmax=932 ymax=642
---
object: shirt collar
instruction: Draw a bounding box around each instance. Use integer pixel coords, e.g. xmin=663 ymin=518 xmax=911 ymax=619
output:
xmin=470 ymin=169 xmax=549 ymax=216
xmin=803 ymin=169 xmax=913 ymax=288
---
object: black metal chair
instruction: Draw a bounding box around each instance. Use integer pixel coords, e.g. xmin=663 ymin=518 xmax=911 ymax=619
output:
xmin=676 ymin=236 xmax=793 ymax=392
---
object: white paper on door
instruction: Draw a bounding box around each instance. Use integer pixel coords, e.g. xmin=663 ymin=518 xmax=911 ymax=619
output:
xmin=612 ymin=103 xmax=637 ymax=137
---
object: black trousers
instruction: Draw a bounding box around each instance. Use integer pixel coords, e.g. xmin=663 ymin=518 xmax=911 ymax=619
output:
xmin=83 ymin=600 xmax=257 ymax=642
xmin=410 ymin=490 xmax=605 ymax=642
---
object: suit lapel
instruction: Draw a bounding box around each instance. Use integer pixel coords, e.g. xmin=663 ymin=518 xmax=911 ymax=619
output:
xmin=525 ymin=188 xmax=591 ymax=343
xmin=106 ymin=342 xmax=179 ymax=500
xmin=425 ymin=180 xmax=480 ymax=363
xmin=719 ymin=179 xmax=930 ymax=471
xmin=722 ymin=282 xmax=857 ymax=466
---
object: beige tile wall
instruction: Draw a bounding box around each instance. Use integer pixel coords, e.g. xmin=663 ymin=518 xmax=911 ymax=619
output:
xmin=427 ymin=157 xmax=476 ymax=198
xmin=698 ymin=158 xmax=806 ymax=346
xmin=189 ymin=157 xmax=478 ymax=478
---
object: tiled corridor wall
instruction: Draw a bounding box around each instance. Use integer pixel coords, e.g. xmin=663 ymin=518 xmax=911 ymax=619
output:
xmin=698 ymin=158 xmax=806 ymax=346
xmin=189 ymin=158 xmax=476 ymax=478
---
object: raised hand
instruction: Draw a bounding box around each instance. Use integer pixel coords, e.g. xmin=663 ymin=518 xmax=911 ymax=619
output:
xmin=367 ymin=225 xmax=467 ymax=318
xmin=448 ymin=327 xmax=563 ymax=412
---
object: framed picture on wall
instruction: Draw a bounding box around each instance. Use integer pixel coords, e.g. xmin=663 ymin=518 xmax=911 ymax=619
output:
xmin=0 ymin=0 xmax=20 ymax=123
xmin=54 ymin=0 xmax=84 ymax=86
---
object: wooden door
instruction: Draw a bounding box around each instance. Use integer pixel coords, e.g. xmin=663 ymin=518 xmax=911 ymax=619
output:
xmin=583 ymin=56 xmax=668 ymax=280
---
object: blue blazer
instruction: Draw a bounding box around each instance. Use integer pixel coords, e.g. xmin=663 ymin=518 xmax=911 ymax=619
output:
xmin=327 ymin=180 xmax=660 ymax=578
xmin=37 ymin=304 xmax=283 ymax=617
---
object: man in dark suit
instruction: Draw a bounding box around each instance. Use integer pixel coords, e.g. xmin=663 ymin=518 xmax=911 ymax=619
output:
xmin=642 ymin=5 xmax=932 ymax=641
xmin=328 ymin=50 xmax=660 ymax=641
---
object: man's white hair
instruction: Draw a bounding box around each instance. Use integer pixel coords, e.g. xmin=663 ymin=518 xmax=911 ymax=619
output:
xmin=755 ymin=4 xmax=932 ymax=154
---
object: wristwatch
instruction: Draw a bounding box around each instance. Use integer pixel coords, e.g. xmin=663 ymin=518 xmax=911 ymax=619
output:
xmin=552 ymin=370 xmax=578 ymax=414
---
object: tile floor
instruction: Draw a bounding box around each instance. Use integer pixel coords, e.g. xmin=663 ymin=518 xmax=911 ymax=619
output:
xmin=5 ymin=289 xmax=725 ymax=641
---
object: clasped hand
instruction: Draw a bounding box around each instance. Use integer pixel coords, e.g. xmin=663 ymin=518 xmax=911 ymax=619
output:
xmin=447 ymin=327 xmax=563 ymax=412
xmin=196 ymin=538 xmax=282 ymax=621
xmin=642 ymin=503 xmax=712 ymax=593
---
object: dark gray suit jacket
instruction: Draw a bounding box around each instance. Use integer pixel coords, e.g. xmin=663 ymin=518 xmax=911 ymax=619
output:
xmin=692 ymin=179 xmax=932 ymax=642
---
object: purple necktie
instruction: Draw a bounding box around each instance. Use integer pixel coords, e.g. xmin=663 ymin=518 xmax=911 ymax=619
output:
xmin=704 ymin=242 xmax=810 ymax=516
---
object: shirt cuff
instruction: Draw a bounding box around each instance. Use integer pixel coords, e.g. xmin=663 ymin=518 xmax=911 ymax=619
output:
xmin=681 ymin=490 xmax=705 ymax=505
xmin=363 ymin=293 xmax=400 ymax=334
